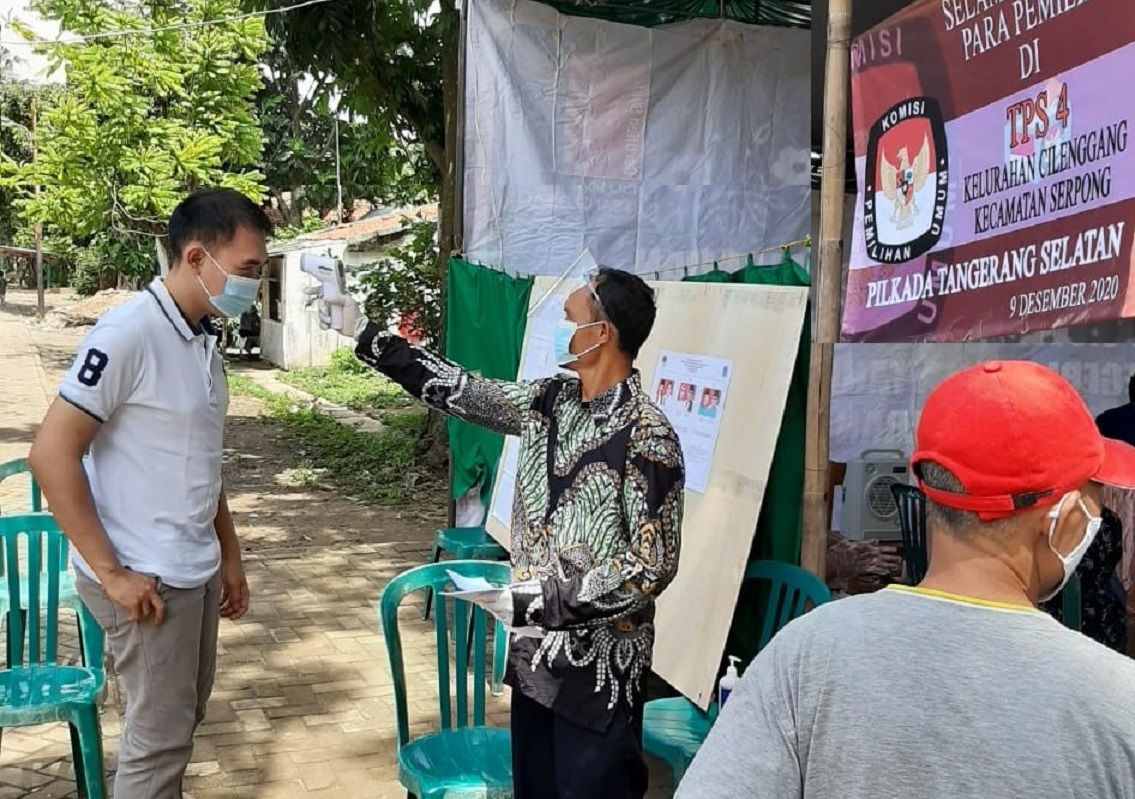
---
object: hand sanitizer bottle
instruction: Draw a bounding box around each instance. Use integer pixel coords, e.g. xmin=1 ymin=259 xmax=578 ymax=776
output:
xmin=719 ymin=656 xmax=741 ymax=708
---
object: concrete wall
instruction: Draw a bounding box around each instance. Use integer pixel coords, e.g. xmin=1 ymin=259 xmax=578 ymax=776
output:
xmin=260 ymin=250 xmax=354 ymax=370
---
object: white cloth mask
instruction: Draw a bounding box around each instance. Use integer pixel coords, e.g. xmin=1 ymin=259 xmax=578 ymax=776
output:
xmin=1039 ymin=493 xmax=1102 ymax=603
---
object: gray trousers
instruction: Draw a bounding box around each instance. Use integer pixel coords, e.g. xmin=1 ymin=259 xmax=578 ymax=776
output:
xmin=75 ymin=570 xmax=221 ymax=799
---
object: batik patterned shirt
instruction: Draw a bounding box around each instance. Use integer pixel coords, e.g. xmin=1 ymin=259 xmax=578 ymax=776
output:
xmin=356 ymin=324 xmax=685 ymax=732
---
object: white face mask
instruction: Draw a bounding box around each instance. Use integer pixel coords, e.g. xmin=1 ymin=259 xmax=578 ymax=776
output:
xmin=555 ymin=319 xmax=603 ymax=367
xmin=555 ymin=277 xmax=607 ymax=368
xmin=1039 ymin=493 xmax=1102 ymax=603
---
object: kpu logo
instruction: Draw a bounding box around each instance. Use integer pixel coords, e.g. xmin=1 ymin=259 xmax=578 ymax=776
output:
xmin=863 ymin=97 xmax=949 ymax=264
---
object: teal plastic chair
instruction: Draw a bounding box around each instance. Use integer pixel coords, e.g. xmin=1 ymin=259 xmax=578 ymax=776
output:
xmin=890 ymin=483 xmax=929 ymax=584
xmin=380 ymin=560 xmax=513 ymax=799
xmin=422 ymin=527 xmax=508 ymax=621
xmin=1060 ymin=572 xmax=1082 ymax=632
xmin=0 ymin=459 xmax=43 ymax=515
xmin=646 ymin=559 xmax=831 ymax=787
xmin=0 ymin=484 xmax=83 ymax=669
xmin=0 ymin=462 xmax=83 ymax=656
xmin=0 ymin=514 xmax=107 ymax=798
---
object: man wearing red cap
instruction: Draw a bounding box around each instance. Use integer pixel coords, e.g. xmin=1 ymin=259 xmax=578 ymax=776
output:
xmin=677 ymin=360 xmax=1135 ymax=799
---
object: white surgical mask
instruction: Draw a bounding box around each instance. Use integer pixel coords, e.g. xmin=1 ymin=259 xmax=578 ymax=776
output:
xmin=555 ymin=319 xmax=603 ymax=367
xmin=1039 ymin=493 xmax=1102 ymax=603
xmin=198 ymin=250 xmax=261 ymax=318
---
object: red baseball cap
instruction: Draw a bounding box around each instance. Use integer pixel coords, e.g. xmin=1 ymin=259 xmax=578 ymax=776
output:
xmin=911 ymin=360 xmax=1135 ymax=521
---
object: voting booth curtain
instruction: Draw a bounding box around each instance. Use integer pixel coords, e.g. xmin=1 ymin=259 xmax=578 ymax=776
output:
xmin=444 ymin=258 xmax=534 ymax=505
xmin=684 ymin=252 xmax=812 ymax=669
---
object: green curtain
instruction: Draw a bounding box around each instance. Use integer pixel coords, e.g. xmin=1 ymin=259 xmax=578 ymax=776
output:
xmin=683 ymin=250 xmax=812 ymax=669
xmin=444 ymin=258 xmax=534 ymax=507
xmin=683 ymin=265 xmax=733 ymax=283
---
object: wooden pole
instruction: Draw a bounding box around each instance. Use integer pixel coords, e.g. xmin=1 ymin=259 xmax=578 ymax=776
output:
xmin=801 ymin=0 xmax=851 ymax=579
xmin=31 ymin=96 xmax=44 ymax=319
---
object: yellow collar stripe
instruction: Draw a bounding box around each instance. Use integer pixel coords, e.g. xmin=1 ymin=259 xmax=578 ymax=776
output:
xmin=885 ymin=584 xmax=1042 ymax=615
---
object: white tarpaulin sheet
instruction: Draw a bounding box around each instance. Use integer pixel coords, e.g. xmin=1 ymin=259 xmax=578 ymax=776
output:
xmin=462 ymin=0 xmax=810 ymax=276
xmin=831 ymin=343 xmax=1132 ymax=464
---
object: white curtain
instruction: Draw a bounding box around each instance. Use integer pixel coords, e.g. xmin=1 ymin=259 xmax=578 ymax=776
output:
xmin=463 ymin=0 xmax=811 ymax=276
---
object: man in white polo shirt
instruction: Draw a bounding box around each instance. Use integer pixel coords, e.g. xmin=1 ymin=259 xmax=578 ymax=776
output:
xmin=29 ymin=188 xmax=271 ymax=798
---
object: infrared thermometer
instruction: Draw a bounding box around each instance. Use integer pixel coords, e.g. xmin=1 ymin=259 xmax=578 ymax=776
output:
xmin=300 ymin=253 xmax=347 ymax=331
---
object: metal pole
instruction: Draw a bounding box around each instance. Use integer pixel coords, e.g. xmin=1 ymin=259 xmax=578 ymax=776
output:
xmin=334 ymin=113 xmax=343 ymax=225
xmin=801 ymin=0 xmax=850 ymax=579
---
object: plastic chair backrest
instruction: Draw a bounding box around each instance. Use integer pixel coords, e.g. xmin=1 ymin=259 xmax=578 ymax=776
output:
xmin=0 ymin=514 xmax=102 ymax=670
xmin=0 ymin=459 xmax=44 ymax=515
xmin=890 ymin=483 xmax=929 ymax=584
xmin=379 ymin=560 xmax=511 ymax=750
xmin=744 ymin=560 xmax=831 ymax=652
xmin=1061 ymin=572 xmax=1082 ymax=632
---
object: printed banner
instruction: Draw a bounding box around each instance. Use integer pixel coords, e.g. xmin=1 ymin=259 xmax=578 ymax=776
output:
xmin=843 ymin=0 xmax=1135 ymax=341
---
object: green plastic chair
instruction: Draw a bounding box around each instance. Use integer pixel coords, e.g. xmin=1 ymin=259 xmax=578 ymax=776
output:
xmin=0 ymin=461 xmax=82 ymax=633
xmin=646 ymin=559 xmax=831 ymax=787
xmin=380 ymin=560 xmax=513 ymax=799
xmin=0 ymin=477 xmax=84 ymax=671
xmin=0 ymin=514 xmax=107 ymax=798
xmin=890 ymin=483 xmax=929 ymax=585
xmin=422 ymin=527 xmax=508 ymax=621
xmin=0 ymin=459 xmax=43 ymax=515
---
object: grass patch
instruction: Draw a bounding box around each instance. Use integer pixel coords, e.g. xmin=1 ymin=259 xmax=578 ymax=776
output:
xmin=228 ymin=373 xmax=436 ymax=505
xmin=278 ymin=348 xmax=413 ymax=412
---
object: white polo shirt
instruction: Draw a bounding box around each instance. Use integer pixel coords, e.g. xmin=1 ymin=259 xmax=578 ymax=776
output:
xmin=59 ymin=278 xmax=227 ymax=588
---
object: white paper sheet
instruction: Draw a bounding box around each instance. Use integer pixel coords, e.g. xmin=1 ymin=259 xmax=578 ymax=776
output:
xmin=651 ymin=350 xmax=733 ymax=494
xmin=442 ymin=571 xmax=545 ymax=638
xmin=446 ymin=570 xmax=498 ymax=593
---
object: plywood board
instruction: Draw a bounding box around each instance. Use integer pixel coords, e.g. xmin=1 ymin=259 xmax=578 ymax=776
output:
xmin=485 ymin=277 xmax=808 ymax=708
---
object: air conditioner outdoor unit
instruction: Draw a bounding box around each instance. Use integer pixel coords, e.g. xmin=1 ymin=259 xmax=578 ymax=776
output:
xmin=840 ymin=449 xmax=909 ymax=541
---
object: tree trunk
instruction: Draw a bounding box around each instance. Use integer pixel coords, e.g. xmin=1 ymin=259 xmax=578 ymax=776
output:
xmin=273 ymin=189 xmax=297 ymax=228
xmin=421 ymin=0 xmax=463 ymax=473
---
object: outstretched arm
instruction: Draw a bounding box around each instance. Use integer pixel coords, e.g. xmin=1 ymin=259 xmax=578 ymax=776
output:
xmin=510 ymin=418 xmax=684 ymax=630
xmin=355 ymin=322 xmax=547 ymax=437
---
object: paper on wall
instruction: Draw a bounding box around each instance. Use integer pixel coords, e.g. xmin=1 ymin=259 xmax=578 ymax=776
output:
xmin=650 ymin=350 xmax=733 ymax=494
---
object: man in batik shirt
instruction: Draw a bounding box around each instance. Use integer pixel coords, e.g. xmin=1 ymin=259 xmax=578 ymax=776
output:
xmin=320 ymin=268 xmax=684 ymax=799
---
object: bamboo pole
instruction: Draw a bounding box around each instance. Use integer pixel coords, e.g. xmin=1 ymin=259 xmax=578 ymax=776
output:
xmin=801 ymin=0 xmax=851 ymax=579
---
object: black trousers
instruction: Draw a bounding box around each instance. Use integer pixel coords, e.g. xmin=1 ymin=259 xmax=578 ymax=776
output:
xmin=511 ymin=690 xmax=649 ymax=799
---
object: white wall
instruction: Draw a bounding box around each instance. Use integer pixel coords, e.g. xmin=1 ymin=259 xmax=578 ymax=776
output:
xmin=260 ymin=251 xmax=352 ymax=370
xmin=831 ymin=343 xmax=1135 ymax=463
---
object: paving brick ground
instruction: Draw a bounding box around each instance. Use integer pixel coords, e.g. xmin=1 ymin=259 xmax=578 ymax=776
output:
xmin=0 ymin=291 xmax=676 ymax=799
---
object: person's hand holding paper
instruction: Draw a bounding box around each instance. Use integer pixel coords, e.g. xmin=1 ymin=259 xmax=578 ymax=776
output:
xmin=442 ymin=569 xmax=544 ymax=637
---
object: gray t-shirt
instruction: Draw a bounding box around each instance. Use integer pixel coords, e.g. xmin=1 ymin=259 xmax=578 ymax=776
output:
xmin=677 ymin=585 xmax=1135 ymax=799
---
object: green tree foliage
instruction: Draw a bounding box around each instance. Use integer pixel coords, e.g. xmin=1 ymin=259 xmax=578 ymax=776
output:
xmin=254 ymin=0 xmax=459 ymax=461
xmin=250 ymin=0 xmax=449 ymax=177
xmin=2 ymin=0 xmax=270 ymax=282
xmin=248 ymin=0 xmax=457 ymax=277
xmin=0 ymin=80 xmax=59 ymax=243
xmin=357 ymin=216 xmax=441 ymax=345
xmin=256 ymin=44 xmax=433 ymax=228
